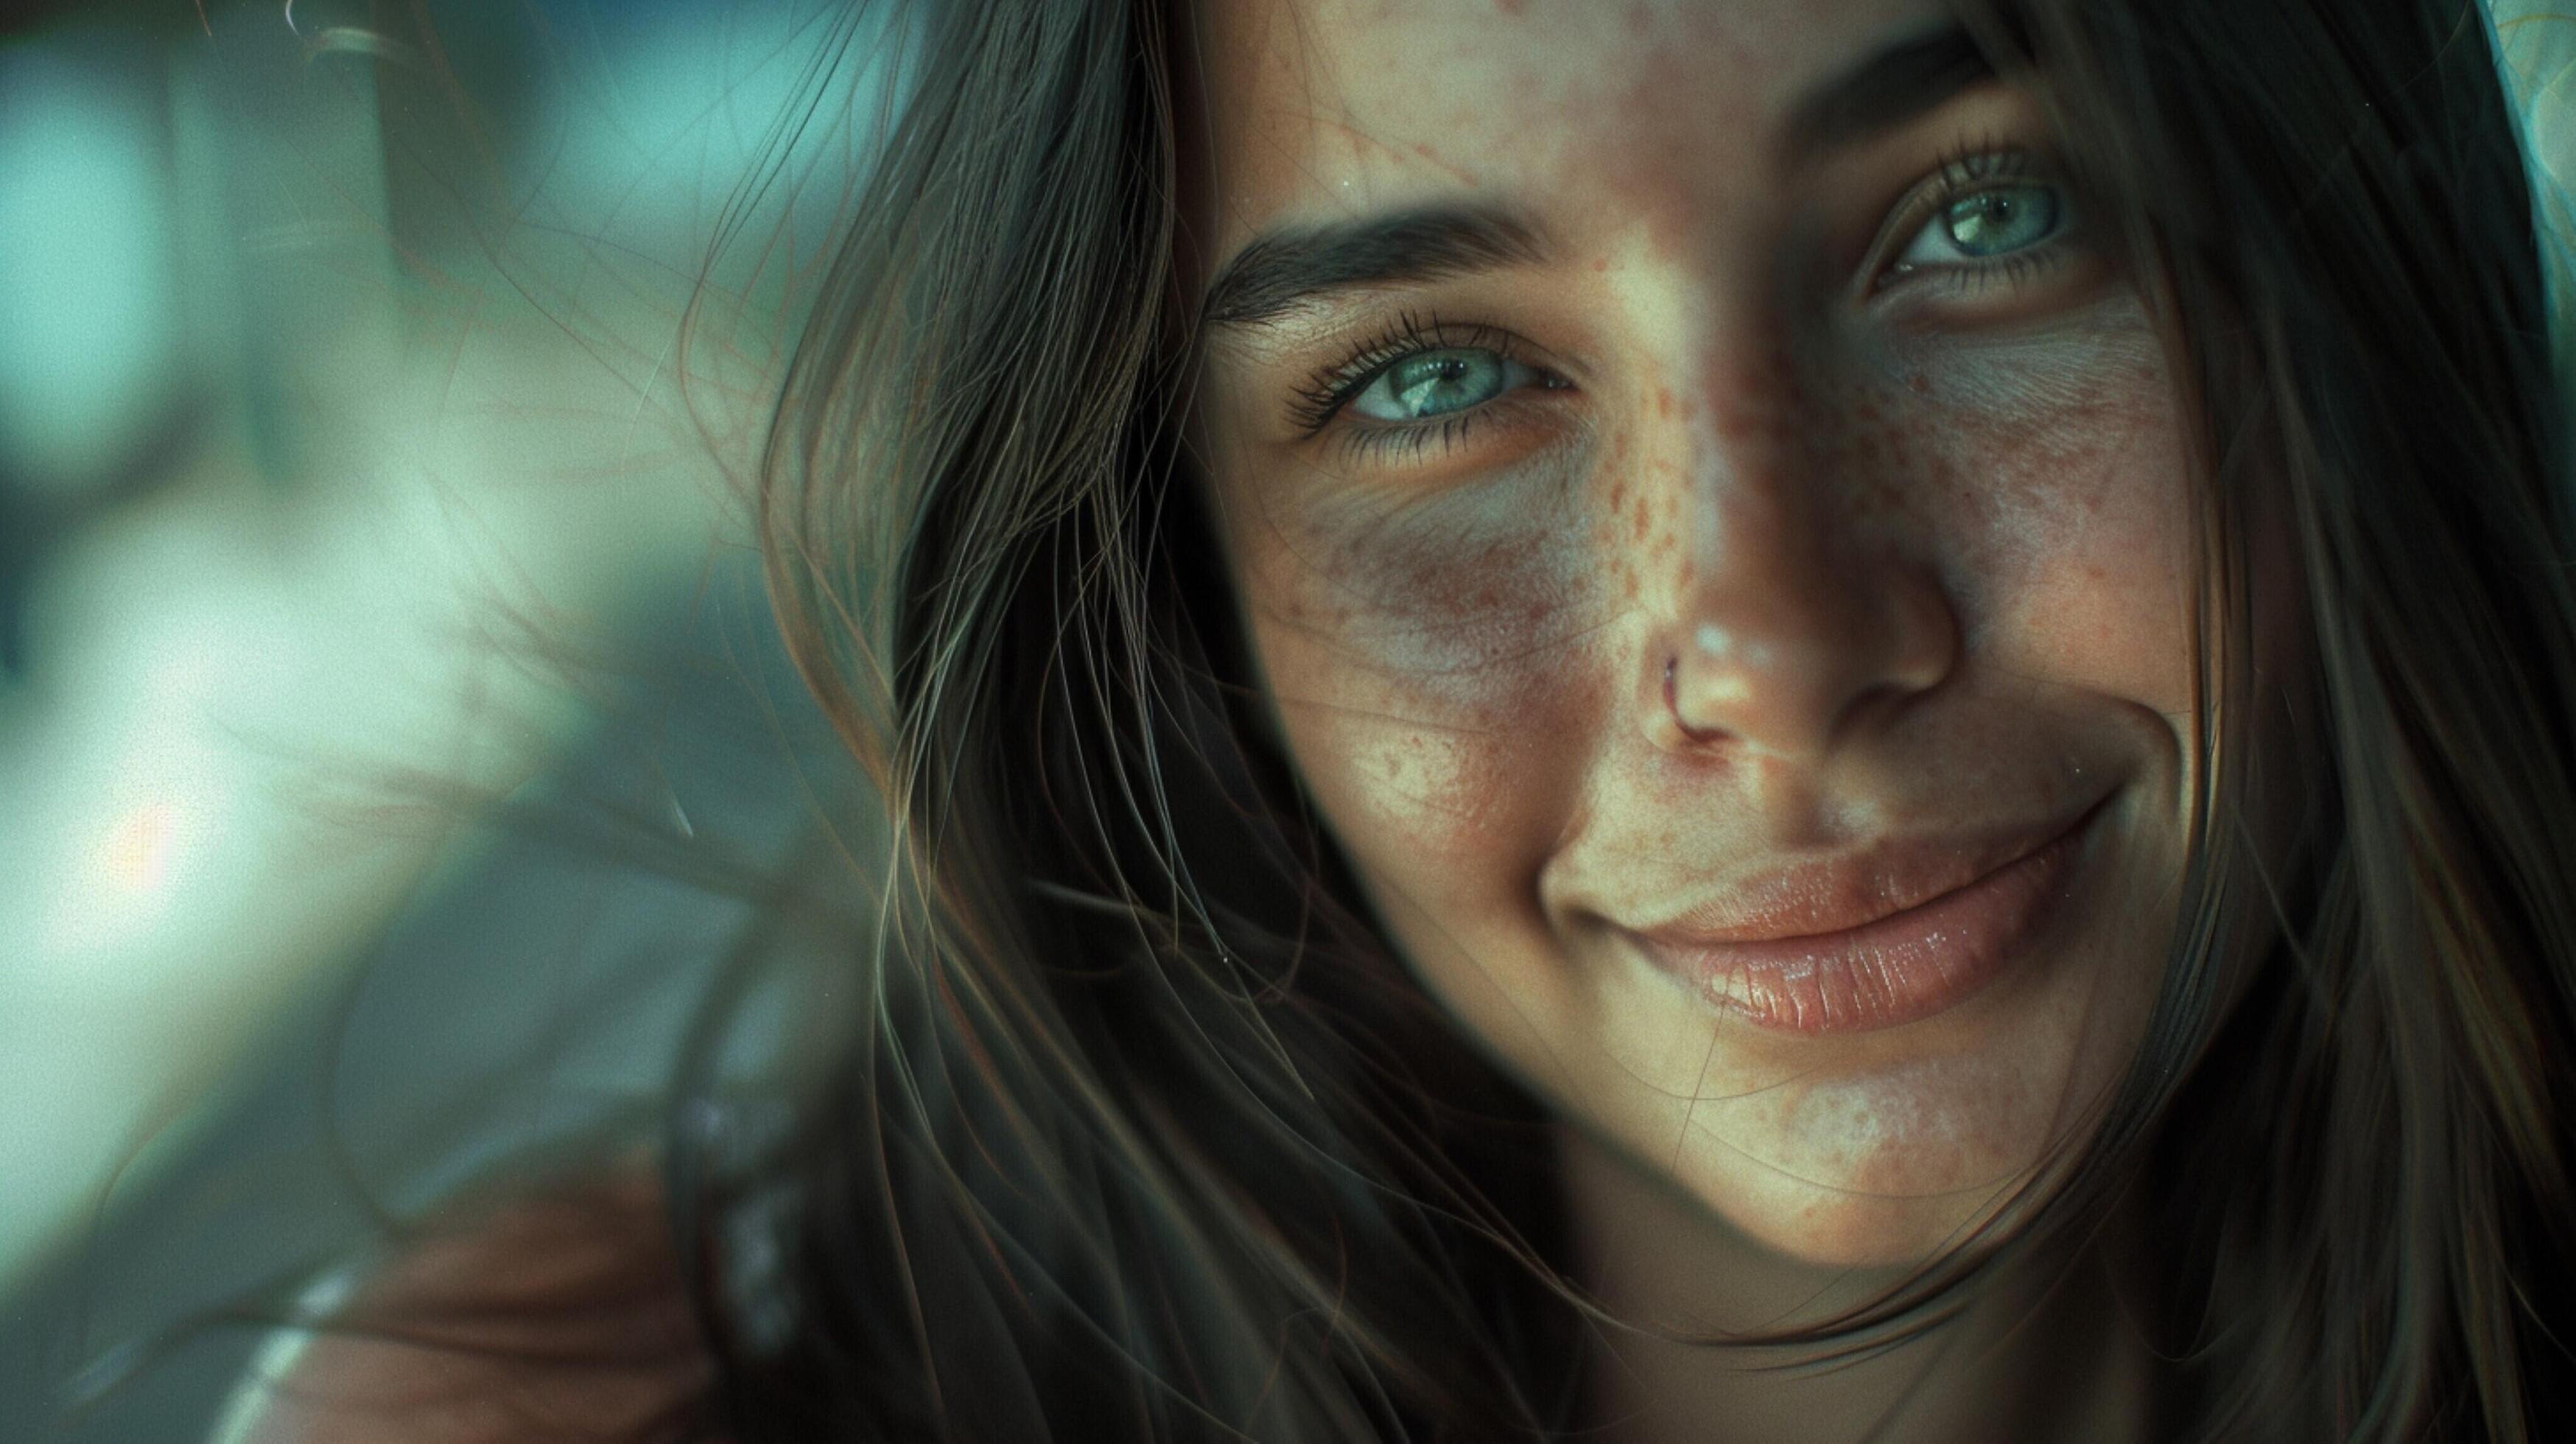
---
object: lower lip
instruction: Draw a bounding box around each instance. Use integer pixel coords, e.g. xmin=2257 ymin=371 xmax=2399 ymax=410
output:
xmin=1626 ymin=805 xmax=2103 ymax=1036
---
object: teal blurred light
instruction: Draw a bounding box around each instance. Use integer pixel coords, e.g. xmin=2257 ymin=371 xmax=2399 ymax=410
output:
xmin=0 ymin=37 xmax=180 ymax=496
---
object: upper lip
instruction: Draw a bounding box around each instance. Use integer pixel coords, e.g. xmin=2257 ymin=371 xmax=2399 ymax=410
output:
xmin=1621 ymin=797 xmax=2106 ymax=947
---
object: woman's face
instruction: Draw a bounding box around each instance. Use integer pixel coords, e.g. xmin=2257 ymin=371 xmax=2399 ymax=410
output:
xmin=1187 ymin=0 xmax=2210 ymax=1266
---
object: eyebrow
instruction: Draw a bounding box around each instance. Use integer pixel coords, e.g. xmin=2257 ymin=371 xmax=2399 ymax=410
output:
xmin=1783 ymin=24 xmax=1996 ymax=155
xmin=1198 ymin=203 xmax=1548 ymax=330
xmin=1196 ymin=23 xmax=1994 ymax=332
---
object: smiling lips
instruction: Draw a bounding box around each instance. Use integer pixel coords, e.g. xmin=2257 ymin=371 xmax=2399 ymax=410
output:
xmin=1621 ymin=800 xmax=2106 ymax=1034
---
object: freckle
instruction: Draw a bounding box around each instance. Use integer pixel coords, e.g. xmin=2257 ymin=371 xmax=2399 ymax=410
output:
xmin=1609 ymin=478 xmax=1628 ymax=508
xmin=1626 ymin=1 xmax=1650 ymax=33
xmin=1656 ymin=387 xmax=1675 ymax=419
xmin=1676 ymin=560 xmax=1694 ymax=589
xmin=1908 ymin=372 xmax=1930 ymax=394
xmin=1593 ymin=257 xmax=1610 ymax=273
xmin=1496 ymin=0 xmax=1527 ymax=13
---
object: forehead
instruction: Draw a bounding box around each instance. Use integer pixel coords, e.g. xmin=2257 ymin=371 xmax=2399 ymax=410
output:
xmin=1195 ymin=0 xmax=1959 ymax=250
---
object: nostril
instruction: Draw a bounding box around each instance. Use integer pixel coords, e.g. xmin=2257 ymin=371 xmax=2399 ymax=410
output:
xmin=1663 ymin=654 xmax=1729 ymax=746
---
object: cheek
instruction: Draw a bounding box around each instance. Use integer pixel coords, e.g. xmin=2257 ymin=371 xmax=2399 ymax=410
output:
xmin=1916 ymin=312 xmax=2194 ymax=707
xmin=1232 ymin=464 xmax=1610 ymax=876
xmin=1858 ymin=304 xmax=2195 ymax=708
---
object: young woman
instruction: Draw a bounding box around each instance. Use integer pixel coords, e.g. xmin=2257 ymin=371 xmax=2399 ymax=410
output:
xmin=233 ymin=0 xmax=2576 ymax=1438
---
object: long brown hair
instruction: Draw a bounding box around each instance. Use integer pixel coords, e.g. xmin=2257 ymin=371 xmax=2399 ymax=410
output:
xmin=670 ymin=0 xmax=2576 ymax=1437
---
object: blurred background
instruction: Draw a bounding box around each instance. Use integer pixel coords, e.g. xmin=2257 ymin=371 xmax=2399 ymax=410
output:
xmin=0 ymin=1 xmax=890 ymax=1436
xmin=0 ymin=1 xmax=2569 ymax=1438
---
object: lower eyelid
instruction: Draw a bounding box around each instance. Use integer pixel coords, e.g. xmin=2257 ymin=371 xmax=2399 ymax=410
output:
xmin=1329 ymin=388 xmax=1572 ymax=469
xmin=1875 ymin=231 xmax=2091 ymax=309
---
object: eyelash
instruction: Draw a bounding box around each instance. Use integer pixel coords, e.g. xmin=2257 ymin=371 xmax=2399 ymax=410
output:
xmin=1288 ymin=145 xmax=2078 ymax=461
xmin=1878 ymin=141 xmax=2070 ymax=297
xmin=1284 ymin=310 xmax=1550 ymax=455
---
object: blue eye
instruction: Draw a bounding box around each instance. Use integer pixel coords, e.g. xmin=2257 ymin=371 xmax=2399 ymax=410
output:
xmin=1893 ymin=182 xmax=2066 ymax=270
xmin=1347 ymin=347 xmax=1542 ymax=423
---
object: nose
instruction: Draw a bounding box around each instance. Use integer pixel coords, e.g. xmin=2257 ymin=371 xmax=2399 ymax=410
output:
xmin=1643 ymin=412 xmax=1959 ymax=762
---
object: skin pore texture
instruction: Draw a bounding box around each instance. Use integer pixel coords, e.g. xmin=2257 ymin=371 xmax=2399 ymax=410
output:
xmin=1179 ymin=1 xmax=2303 ymax=1438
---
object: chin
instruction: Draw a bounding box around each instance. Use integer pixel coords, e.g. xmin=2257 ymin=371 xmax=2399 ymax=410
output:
xmin=1660 ymin=1049 xmax=2088 ymax=1272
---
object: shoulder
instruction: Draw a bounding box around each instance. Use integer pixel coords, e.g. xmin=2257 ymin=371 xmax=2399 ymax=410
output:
xmin=218 ymin=1171 xmax=723 ymax=1444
